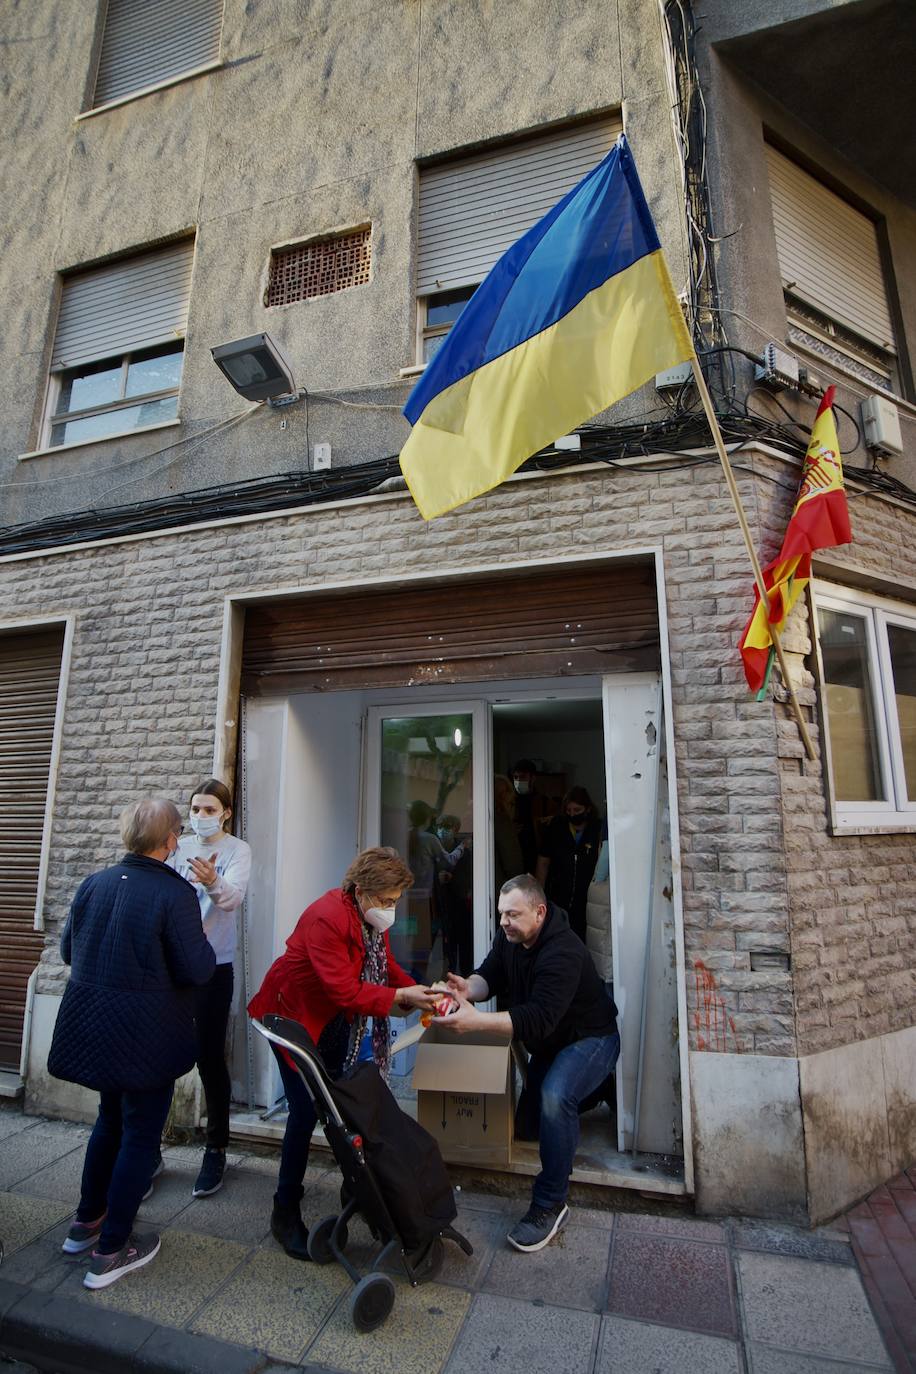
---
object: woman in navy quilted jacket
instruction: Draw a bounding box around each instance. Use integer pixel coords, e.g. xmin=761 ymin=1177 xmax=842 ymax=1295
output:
xmin=48 ymin=798 xmax=215 ymax=1290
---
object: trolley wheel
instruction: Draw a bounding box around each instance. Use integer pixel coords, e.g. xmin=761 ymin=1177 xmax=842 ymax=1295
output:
xmin=308 ymin=1215 xmax=346 ymax=1264
xmin=349 ymin=1272 xmax=395 ymax=1333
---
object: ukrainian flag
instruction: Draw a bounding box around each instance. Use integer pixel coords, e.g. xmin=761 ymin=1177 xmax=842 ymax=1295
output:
xmin=400 ymin=135 xmax=694 ymax=520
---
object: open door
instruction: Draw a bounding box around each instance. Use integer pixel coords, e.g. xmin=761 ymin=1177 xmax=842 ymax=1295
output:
xmin=603 ymin=672 xmax=682 ymax=1157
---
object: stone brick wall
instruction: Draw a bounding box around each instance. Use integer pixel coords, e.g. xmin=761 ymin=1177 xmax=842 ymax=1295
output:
xmin=2 ymin=452 xmax=913 ymax=1060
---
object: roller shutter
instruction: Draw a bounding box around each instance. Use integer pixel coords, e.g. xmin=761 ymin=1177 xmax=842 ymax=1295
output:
xmin=765 ymin=145 xmax=895 ymax=351
xmin=0 ymin=626 xmax=64 ymax=1071
xmin=418 ymin=115 xmax=622 ymax=295
xmin=93 ymin=0 xmax=223 ymax=107
xmin=241 ymin=561 xmax=659 ymax=695
xmin=52 ymin=241 xmax=194 ymax=371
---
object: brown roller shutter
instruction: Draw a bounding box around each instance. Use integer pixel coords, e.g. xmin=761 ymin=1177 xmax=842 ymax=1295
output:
xmin=0 ymin=625 xmax=64 ymax=1071
xmin=241 ymin=561 xmax=658 ymax=695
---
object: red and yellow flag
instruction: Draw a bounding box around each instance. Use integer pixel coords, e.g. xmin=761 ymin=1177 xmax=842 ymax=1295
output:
xmin=739 ymin=386 xmax=852 ymax=696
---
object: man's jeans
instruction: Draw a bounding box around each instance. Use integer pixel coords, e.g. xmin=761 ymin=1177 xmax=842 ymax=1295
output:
xmin=77 ymin=1083 xmax=174 ymax=1253
xmin=525 ymin=1031 xmax=621 ymax=1212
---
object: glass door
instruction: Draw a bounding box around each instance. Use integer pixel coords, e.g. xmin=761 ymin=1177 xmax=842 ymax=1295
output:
xmin=363 ymin=701 xmax=490 ymax=984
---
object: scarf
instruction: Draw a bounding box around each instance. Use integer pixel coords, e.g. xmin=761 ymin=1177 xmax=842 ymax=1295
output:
xmin=344 ymin=918 xmax=391 ymax=1080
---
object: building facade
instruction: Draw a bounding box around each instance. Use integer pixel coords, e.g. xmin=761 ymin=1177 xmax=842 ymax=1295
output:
xmin=1 ymin=0 xmax=914 ymax=1226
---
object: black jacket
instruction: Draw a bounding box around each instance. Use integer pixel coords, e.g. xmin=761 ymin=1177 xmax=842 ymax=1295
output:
xmin=475 ymin=902 xmax=618 ymax=1059
xmin=48 ymin=853 xmax=216 ymax=1092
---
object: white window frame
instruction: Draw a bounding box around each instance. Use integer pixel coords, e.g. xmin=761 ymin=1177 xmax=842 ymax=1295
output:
xmin=42 ymin=343 xmax=184 ymax=451
xmin=813 ymin=580 xmax=916 ymax=832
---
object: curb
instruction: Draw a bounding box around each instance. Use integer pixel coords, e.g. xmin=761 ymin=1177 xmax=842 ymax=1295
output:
xmin=0 ymin=1277 xmax=325 ymax=1374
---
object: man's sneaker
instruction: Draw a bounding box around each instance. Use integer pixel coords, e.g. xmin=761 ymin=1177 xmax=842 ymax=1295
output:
xmin=192 ymin=1147 xmax=226 ymax=1197
xmin=506 ymin=1202 xmax=569 ymax=1252
xmin=62 ymin=1213 xmax=105 ymax=1255
xmin=83 ymin=1232 xmax=161 ymax=1289
xmin=141 ymin=1151 xmax=165 ymax=1203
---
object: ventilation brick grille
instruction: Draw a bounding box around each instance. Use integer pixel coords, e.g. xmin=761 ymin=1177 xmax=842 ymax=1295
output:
xmin=267 ymin=228 xmax=371 ymax=307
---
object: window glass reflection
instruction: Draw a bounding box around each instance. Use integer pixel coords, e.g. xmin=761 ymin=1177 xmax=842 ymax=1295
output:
xmin=819 ymin=608 xmax=884 ymax=801
xmin=887 ymin=623 xmax=916 ymax=800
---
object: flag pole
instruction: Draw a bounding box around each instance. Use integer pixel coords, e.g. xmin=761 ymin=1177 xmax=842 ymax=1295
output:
xmin=689 ymin=356 xmax=817 ymax=761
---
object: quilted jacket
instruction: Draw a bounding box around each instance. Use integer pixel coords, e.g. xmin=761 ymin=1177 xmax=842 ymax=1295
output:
xmin=48 ymin=853 xmax=216 ymax=1092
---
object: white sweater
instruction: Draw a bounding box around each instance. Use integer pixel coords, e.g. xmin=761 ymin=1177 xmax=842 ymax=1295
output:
xmin=168 ymin=831 xmax=251 ymax=965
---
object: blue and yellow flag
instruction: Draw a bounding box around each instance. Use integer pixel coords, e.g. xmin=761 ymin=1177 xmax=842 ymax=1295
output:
xmin=400 ymin=134 xmax=694 ymax=519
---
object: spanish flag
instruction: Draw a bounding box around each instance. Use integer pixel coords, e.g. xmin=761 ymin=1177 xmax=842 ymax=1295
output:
xmin=400 ymin=135 xmax=694 ymax=520
xmin=739 ymin=387 xmax=852 ymax=696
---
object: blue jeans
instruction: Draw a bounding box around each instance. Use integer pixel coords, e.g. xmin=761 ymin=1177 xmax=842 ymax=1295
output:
xmin=525 ymin=1031 xmax=620 ymax=1211
xmin=77 ymin=1083 xmax=174 ymax=1253
xmin=272 ymin=1015 xmax=349 ymax=1209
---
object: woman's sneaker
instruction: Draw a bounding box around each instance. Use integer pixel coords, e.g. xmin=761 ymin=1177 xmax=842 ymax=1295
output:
xmin=507 ymin=1202 xmax=569 ymax=1252
xmin=192 ymin=1147 xmax=226 ymax=1197
xmin=62 ymin=1213 xmax=106 ymax=1255
xmin=84 ymin=1232 xmax=161 ymax=1289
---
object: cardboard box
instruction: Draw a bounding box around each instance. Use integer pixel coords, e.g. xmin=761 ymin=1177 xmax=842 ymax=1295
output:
xmin=412 ymin=1024 xmax=515 ymax=1167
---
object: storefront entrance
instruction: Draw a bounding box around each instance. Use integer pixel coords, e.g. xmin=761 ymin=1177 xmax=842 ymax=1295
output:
xmin=227 ymin=555 xmax=689 ymax=1195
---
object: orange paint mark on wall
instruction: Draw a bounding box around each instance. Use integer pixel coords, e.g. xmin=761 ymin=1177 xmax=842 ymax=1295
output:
xmin=693 ymin=960 xmax=737 ymax=1051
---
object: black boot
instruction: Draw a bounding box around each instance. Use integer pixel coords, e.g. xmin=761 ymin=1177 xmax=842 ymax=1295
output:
xmin=270 ymin=1200 xmax=311 ymax=1261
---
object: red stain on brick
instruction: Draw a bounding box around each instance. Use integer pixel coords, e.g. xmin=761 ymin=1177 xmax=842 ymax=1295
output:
xmin=693 ymin=960 xmax=736 ymax=1052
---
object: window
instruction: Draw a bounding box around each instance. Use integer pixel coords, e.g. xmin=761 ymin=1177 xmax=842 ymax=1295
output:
xmin=90 ymin=0 xmax=223 ymax=109
xmin=416 ymin=114 xmax=621 ymax=363
xmin=815 ymin=583 xmax=916 ymax=829
xmin=765 ymin=145 xmax=899 ymax=392
xmin=266 ymin=228 xmax=371 ymax=308
xmin=45 ymin=240 xmax=193 ymax=449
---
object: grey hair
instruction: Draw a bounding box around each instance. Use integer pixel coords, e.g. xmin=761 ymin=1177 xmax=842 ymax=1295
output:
xmin=499 ymin=873 xmax=547 ymax=907
xmin=120 ymin=798 xmax=182 ymax=854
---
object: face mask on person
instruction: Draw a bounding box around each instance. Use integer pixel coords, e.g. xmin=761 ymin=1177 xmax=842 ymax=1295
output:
xmin=567 ymin=811 xmax=588 ymax=828
xmin=363 ymin=905 xmax=396 ymax=933
xmin=190 ymin=814 xmax=224 ymax=840
xmin=513 ymin=780 xmax=530 ymax=796
xmin=437 ymin=827 xmax=453 ymax=843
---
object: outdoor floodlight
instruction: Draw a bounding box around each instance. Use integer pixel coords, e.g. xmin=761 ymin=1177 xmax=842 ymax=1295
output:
xmin=211 ymin=332 xmax=297 ymax=402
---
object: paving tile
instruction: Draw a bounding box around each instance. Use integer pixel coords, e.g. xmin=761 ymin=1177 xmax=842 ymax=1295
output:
xmin=0 ymin=1216 xmax=85 ymax=1293
xmin=607 ymin=1233 xmax=737 ymax=1337
xmin=11 ymin=1145 xmax=88 ymax=1205
xmin=856 ymin=1250 xmax=916 ymax=1351
xmin=596 ymin=1315 xmax=741 ymax=1373
xmin=177 ymin=1167 xmax=274 ymax=1243
xmin=308 ymin=1278 xmax=470 ymax=1374
xmin=483 ymin=1221 xmax=612 ymax=1311
xmin=851 ymin=1214 xmax=897 ymax=1262
xmin=450 ymin=1185 xmax=514 ymax=1213
xmin=563 ymin=1202 xmax=616 ymax=1230
xmin=446 ymin=1292 xmax=597 ymax=1374
xmin=158 ymin=1144 xmax=246 ymax=1169
xmin=856 ymin=1268 xmax=914 ymax=1374
xmin=191 ymin=1245 xmax=348 ymax=1362
xmin=616 ymin=1212 xmax=727 ymax=1244
xmin=0 ymin=1190 xmax=73 ymax=1256
xmin=135 ymin=1162 xmax=199 ymax=1226
xmin=737 ymin=1252 xmax=892 ymax=1367
xmin=748 ymin=1345 xmax=894 ymax=1373
xmin=0 ymin=1121 xmax=89 ymax=1189
xmin=56 ymin=1228 xmax=250 ymax=1326
xmin=0 ymin=1109 xmax=36 ymax=1141
xmin=731 ymin=1220 xmax=856 ymax=1266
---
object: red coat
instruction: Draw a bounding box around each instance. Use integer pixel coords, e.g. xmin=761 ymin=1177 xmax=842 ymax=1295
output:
xmin=247 ymin=888 xmax=415 ymax=1044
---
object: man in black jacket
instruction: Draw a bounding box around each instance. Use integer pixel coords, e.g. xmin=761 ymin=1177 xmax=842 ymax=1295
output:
xmin=442 ymin=874 xmax=619 ymax=1252
xmin=49 ymin=798 xmax=215 ymax=1289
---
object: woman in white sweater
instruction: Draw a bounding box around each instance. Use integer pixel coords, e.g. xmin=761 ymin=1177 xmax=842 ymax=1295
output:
xmin=169 ymin=778 xmax=251 ymax=1199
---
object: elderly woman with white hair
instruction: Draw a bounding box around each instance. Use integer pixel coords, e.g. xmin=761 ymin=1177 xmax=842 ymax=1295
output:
xmin=48 ymin=798 xmax=215 ymax=1291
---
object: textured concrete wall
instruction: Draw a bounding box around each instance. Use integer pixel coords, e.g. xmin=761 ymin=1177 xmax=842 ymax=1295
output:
xmin=0 ymin=0 xmax=689 ymax=527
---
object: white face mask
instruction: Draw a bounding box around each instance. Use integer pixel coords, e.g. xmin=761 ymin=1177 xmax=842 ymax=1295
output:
xmin=513 ymin=780 xmax=530 ymax=796
xmin=190 ymin=814 xmax=224 ymax=840
xmin=363 ymin=905 xmax=396 ymax=933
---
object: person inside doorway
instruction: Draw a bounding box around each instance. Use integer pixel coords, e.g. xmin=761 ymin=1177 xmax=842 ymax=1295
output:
xmin=167 ymin=778 xmax=251 ymax=1200
xmin=536 ymin=786 xmax=602 ymax=944
xmin=493 ymin=774 xmax=524 ymax=897
xmin=247 ymin=847 xmax=443 ymax=1260
xmin=406 ymin=800 xmax=469 ymax=981
xmin=510 ymin=758 xmax=555 ymax=874
xmin=435 ymin=813 xmax=474 ymax=978
xmin=439 ymin=874 xmax=619 ymax=1252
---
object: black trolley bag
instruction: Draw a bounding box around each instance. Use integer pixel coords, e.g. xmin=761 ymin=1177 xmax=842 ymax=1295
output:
xmin=254 ymin=1014 xmax=472 ymax=1333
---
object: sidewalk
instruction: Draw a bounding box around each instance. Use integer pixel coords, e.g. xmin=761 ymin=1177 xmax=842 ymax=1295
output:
xmin=0 ymin=1106 xmax=900 ymax=1374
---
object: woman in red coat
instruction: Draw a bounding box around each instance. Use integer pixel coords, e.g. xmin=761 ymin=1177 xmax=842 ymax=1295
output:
xmin=248 ymin=846 xmax=441 ymax=1260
